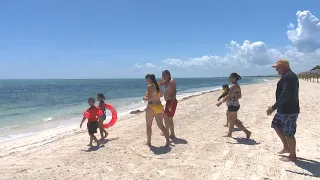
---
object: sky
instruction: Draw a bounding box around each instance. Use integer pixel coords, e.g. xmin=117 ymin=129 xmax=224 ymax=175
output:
xmin=1 ymin=0 xmax=320 ymax=79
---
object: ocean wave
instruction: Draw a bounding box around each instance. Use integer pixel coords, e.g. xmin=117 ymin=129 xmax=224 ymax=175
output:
xmin=42 ymin=117 xmax=53 ymax=122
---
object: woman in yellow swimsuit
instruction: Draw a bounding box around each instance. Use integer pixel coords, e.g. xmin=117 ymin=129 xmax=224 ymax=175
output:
xmin=143 ymin=74 xmax=170 ymax=147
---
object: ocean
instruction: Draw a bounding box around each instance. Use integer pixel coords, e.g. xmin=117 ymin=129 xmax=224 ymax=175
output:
xmin=0 ymin=77 xmax=272 ymax=142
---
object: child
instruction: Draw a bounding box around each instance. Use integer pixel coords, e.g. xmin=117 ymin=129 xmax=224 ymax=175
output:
xmin=80 ymin=97 xmax=102 ymax=147
xmin=217 ymin=84 xmax=230 ymax=101
xmin=97 ymin=93 xmax=108 ymax=139
xmin=218 ymin=84 xmax=230 ymax=127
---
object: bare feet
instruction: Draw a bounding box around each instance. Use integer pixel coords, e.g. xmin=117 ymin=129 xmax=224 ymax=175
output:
xmin=104 ymin=132 xmax=109 ymax=139
xmin=96 ymin=141 xmax=100 ymax=147
xmin=223 ymin=124 xmax=228 ymax=127
xmin=280 ymin=155 xmax=297 ymax=162
xmin=246 ymin=131 xmax=251 ymax=140
xmin=223 ymin=134 xmax=232 ymax=138
xmin=165 ymin=142 xmax=171 ymax=147
xmin=278 ymin=149 xmax=290 ymax=154
xmin=169 ymin=134 xmax=176 ymax=139
xmin=146 ymin=142 xmax=151 ymax=147
xmin=87 ymin=144 xmax=93 ymax=147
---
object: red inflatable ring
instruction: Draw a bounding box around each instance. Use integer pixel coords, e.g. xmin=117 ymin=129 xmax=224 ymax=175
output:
xmin=102 ymin=103 xmax=118 ymax=128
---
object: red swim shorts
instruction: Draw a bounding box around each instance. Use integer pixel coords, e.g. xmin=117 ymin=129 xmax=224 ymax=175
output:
xmin=164 ymin=99 xmax=178 ymax=117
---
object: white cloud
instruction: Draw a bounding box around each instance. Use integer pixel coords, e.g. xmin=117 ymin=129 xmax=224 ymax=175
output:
xmin=132 ymin=10 xmax=320 ymax=73
xmin=163 ymin=40 xmax=284 ymax=68
xmin=287 ymin=10 xmax=320 ymax=53
xmin=287 ymin=23 xmax=295 ymax=29
xmin=163 ymin=56 xmax=222 ymax=69
xmin=133 ymin=63 xmax=158 ymax=69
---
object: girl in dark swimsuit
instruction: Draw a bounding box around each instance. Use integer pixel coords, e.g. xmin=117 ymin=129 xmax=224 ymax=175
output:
xmin=97 ymin=93 xmax=108 ymax=139
xmin=216 ymin=73 xmax=251 ymax=139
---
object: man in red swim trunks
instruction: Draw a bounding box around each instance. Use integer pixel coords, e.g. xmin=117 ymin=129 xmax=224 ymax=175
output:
xmin=160 ymin=70 xmax=178 ymax=138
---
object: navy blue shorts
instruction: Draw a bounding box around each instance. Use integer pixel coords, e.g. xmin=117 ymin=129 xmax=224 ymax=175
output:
xmin=271 ymin=112 xmax=298 ymax=136
xmin=228 ymin=105 xmax=240 ymax=112
xmin=87 ymin=121 xmax=98 ymax=135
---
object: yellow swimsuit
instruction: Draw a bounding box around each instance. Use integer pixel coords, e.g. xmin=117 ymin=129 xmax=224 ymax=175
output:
xmin=146 ymin=84 xmax=163 ymax=114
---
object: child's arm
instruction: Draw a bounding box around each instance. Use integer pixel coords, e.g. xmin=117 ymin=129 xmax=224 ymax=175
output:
xmin=218 ymin=91 xmax=228 ymax=101
xmin=80 ymin=117 xmax=86 ymax=128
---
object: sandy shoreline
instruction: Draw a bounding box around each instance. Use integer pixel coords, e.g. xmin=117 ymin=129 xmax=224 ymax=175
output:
xmin=1 ymin=80 xmax=320 ymax=180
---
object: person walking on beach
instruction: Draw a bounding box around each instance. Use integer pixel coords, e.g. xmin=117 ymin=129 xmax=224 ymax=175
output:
xmin=80 ymin=97 xmax=103 ymax=147
xmin=97 ymin=93 xmax=108 ymax=140
xmin=160 ymin=70 xmax=178 ymax=138
xmin=216 ymin=73 xmax=251 ymax=139
xmin=266 ymin=60 xmax=300 ymax=162
xmin=143 ymin=74 xmax=170 ymax=147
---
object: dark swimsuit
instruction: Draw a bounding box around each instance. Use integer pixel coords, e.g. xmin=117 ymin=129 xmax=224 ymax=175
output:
xmin=226 ymin=85 xmax=240 ymax=112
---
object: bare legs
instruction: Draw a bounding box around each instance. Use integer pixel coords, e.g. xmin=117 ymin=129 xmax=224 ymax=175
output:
xmin=155 ymin=114 xmax=170 ymax=146
xmin=274 ymin=127 xmax=296 ymax=161
xmin=98 ymin=118 xmax=108 ymax=140
xmin=146 ymin=107 xmax=170 ymax=147
xmin=224 ymin=111 xmax=229 ymax=127
xmin=226 ymin=111 xmax=251 ymax=139
xmin=89 ymin=134 xmax=99 ymax=147
xmin=164 ymin=114 xmax=176 ymax=138
xmin=146 ymin=108 xmax=154 ymax=146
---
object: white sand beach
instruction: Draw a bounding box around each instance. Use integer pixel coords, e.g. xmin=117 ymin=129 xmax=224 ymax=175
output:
xmin=0 ymin=80 xmax=319 ymax=180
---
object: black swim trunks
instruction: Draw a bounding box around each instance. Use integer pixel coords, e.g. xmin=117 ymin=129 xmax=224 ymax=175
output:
xmin=87 ymin=121 xmax=98 ymax=135
xmin=228 ymin=105 xmax=240 ymax=112
xmin=271 ymin=112 xmax=298 ymax=136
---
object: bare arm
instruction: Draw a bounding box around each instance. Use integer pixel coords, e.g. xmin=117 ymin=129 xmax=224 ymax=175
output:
xmin=237 ymin=86 xmax=242 ymax=99
xmin=171 ymin=80 xmax=177 ymax=98
xmin=218 ymin=91 xmax=229 ymax=101
xmin=80 ymin=117 xmax=86 ymax=128
xmin=158 ymin=79 xmax=165 ymax=86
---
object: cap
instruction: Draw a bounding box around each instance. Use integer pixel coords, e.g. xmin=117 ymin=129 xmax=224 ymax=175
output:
xmin=272 ymin=60 xmax=289 ymax=68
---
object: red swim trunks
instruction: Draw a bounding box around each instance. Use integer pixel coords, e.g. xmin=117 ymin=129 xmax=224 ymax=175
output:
xmin=164 ymin=99 xmax=178 ymax=117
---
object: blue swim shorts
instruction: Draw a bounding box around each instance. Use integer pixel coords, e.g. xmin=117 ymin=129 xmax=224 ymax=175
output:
xmin=271 ymin=112 xmax=298 ymax=136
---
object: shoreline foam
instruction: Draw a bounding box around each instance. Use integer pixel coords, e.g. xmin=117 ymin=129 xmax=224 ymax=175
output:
xmin=0 ymin=87 xmax=221 ymax=150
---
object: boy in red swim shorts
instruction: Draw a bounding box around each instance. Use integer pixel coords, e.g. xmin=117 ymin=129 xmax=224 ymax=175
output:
xmin=160 ymin=70 xmax=178 ymax=138
xmin=80 ymin=97 xmax=103 ymax=147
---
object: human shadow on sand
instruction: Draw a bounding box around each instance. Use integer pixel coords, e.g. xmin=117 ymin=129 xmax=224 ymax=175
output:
xmin=227 ymin=137 xmax=260 ymax=145
xmin=99 ymin=137 xmax=119 ymax=145
xmin=82 ymin=137 xmax=119 ymax=152
xmin=171 ymin=137 xmax=188 ymax=145
xmin=83 ymin=145 xmax=105 ymax=152
xmin=233 ymin=128 xmax=241 ymax=132
xmin=284 ymin=156 xmax=320 ymax=178
xmin=149 ymin=145 xmax=172 ymax=155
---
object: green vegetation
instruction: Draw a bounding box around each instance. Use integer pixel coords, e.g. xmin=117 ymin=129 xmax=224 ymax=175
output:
xmin=311 ymin=65 xmax=320 ymax=71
